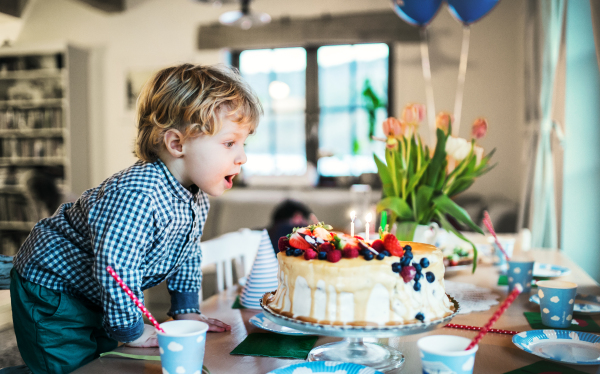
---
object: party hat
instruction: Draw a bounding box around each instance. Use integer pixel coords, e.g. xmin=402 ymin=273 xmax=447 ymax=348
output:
xmin=240 ymin=229 xmax=279 ymax=309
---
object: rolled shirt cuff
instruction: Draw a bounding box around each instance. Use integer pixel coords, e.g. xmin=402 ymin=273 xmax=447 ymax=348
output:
xmin=168 ymin=291 xmax=200 ymax=316
xmin=108 ymin=318 xmax=144 ymax=343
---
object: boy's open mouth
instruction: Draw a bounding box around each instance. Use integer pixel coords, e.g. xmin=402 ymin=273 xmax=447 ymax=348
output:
xmin=225 ymin=174 xmax=236 ymax=184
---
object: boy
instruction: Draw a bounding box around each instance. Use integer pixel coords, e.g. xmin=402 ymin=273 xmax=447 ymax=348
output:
xmin=10 ymin=64 xmax=262 ymax=374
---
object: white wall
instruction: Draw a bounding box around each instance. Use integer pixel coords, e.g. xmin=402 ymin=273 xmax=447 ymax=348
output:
xmin=10 ymin=0 xmax=525 ymax=206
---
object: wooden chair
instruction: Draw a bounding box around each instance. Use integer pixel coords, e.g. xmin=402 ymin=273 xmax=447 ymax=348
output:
xmin=199 ymin=228 xmax=263 ymax=300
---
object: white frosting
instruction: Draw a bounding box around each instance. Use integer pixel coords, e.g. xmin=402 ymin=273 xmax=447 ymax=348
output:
xmin=365 ymin=283 xmax=390 ymax=323
xmin=313 ymin=280 xmax=327 ymax=321
xmin=267 ymin=242 xmax=454 ymax=326
xmin=339 ymin=292 xmax=354 ymax=322
xmin=292 ymin=276 xmax=311 ymax=317
xmin=327 ymin=285 xmax=337 ymax=321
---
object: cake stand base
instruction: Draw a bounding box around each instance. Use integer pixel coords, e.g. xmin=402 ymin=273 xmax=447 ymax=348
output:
xmin=307 ymin=338 xmax=404 ymax=373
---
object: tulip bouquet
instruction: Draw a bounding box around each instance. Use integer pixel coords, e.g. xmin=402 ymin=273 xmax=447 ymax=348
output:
xmin=374 ymin=103 xmax=495 ymax=271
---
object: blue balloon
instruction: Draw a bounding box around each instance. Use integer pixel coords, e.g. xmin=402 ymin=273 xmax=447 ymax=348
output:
xmin=447 ymin=0 xmax=500 ymax=25
xmin=391 ymin=0 xmax=443 ymax=27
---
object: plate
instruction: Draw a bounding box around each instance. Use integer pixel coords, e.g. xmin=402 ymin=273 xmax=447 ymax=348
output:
xmin=249 ymin=312 xmax=309 ymax=335
xmin=444 ymin=264 xmax=472 ymax=274
xmin=260 ymin=292 xmax=460 ymax=338
xmin=529 ymin=294 xmax=600 ymax=315
xmin=266 ymin=361 xmax=383 ymax=374
xmin=512 ymin=329 xmax=600 ymax=365
xmin=533 ymin=263 xmax=571 ymax=278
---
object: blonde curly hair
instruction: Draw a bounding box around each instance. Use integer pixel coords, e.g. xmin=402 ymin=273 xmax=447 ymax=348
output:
xmin=134 ymin=63 xmax=262 ymax=162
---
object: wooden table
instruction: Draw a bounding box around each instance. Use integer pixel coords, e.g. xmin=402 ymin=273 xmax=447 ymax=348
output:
xmin=74 ymin=250 xmax=600 ymax=374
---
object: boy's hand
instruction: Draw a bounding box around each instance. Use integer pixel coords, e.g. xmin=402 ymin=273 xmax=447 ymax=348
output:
xmin=174 ymin=313 xmax=231 ymax=332
xmin=124 ymin=324 xmax=158 ymax=347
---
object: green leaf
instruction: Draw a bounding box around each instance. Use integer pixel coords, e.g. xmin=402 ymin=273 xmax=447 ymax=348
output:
xmin=416 ymin=185 xmax=434 ymax=222
xmin=382 ymin=182 xmax=395 ymax=198
xmin=447 ymin=177 xmax=475 ymax=197
xmin=436 ymin=212 xmax=479 ymax=273
xmin=406 ymin=160 xmax=431 ymax=197
xmin=377 ymin=197 xmax=413 ymax=220
xmin=373 ymin=153 xmax=391 ymax=184
xmin=425 ymin=128 xmax=448 ymax=188
xmin=432 ymin=194 xmax=484 ymax=234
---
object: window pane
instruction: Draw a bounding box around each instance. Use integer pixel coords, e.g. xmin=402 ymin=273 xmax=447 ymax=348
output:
xmin=317 ymin=43 xmax=389 ymax=177
xmin=239 ymin=48 xmax=307 ymax=176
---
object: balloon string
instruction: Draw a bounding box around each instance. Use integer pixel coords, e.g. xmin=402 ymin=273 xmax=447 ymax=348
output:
xmin=420 ymin=27 xmax=436 ymax=142
xmin=453 ymin=26 xmax=471 ymax=137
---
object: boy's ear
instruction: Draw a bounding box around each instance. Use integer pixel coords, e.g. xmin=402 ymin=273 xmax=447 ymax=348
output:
xmin=163 ymin=129 xmax=184 ymax=158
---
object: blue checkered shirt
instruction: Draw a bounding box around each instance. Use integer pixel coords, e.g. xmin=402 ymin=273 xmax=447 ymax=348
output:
xmin=13 ymin=159 xmax=209 ymax=342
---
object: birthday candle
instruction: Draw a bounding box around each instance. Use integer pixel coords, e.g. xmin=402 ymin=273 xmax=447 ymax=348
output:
xmin=350 ymin=211 xmax=356 ymax=237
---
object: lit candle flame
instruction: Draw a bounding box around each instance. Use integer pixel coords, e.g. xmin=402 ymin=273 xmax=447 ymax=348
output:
xmin=350 ymin=211 xmax=356 ymax=222
xmin=365 ymin=213 xmax=372 ymax=223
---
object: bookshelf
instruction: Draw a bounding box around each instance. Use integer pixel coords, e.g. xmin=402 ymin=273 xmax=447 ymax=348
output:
xmin=0 ymin=43 xmax=90 ymax=255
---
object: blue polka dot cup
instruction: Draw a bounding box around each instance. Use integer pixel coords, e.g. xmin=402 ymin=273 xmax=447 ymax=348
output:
xmin=536 ymin=280 xmax=578 ymax=328
xmin=417 ymin=335 xmax=478 ymax=374
xmin=507 ymin=260 xmax=534 ymax=293
xmin=157 ymin=320 xmax=209 ymax=374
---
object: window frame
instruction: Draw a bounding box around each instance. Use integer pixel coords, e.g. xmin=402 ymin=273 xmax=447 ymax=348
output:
xmin=231 ymin=42 xmax=395 ymax=173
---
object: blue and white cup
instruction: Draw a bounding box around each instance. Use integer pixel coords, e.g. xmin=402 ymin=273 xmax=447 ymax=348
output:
xmin=507 ymin=259 xmax=534 ymax=293
xmin=489 ymin=236 xmax=515 ymax=272
xmin=417 ymin=335 xmax=478 ymax=374
xmin=157 ymin=320 xmax=209 ymax=374
xmin=536 ymin=280 xmax=578 ymax=328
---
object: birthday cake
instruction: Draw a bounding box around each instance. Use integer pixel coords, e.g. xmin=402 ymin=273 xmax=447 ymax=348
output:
xmin=263 ymin=223 xmax=455 ymax=326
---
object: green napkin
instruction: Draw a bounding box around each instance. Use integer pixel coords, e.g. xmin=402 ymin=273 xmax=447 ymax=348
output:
xmin=498 ymin=275 xmax=538 ymax=287
xmin=230 ymin=333 xmax=318 ymax=359
xmin=99 ymin=351 xmax=210 ymax=373
xmin=504 ymin=360 xmax=587 ymax=373
xmin=232 ymin=295 xmax=246 ymax=309
xmin=524 ymin=312 xmax=600 ymax=332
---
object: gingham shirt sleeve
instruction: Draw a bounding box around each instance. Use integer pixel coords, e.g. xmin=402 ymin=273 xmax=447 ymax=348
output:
xmin=166 ymin=243 xmax=202 ymax=316
xmin=90 ymin=188 xmax=155 ymax=342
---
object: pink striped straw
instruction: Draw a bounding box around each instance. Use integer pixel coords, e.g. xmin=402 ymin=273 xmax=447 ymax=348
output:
xmin=465 ymin=283 xmax=522 ymax=350
xmin=483 ymin=211 xmax=510 ymax=262
xmin=106 ymin=266 xmax=165 ymax=333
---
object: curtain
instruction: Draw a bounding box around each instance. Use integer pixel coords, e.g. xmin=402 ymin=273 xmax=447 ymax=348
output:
xmin=530 ymin=0 xmax=565 ymax=249
xmin=591 ymin=1 xmax=600 ymax=71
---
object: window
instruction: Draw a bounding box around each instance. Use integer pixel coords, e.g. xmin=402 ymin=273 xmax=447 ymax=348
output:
xmin=236 ymin=43 xmax=390 ymax=178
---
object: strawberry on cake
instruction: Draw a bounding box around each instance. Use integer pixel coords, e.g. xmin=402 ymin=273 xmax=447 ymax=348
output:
xmin=263 ymin=223 xmax=455 ymax=326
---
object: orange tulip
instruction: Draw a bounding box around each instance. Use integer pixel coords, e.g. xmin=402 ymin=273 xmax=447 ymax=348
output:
xmin=435 ymin=112 xmax=453 ymax=134
xmin=382 ymin=117 xmax=404 ymax=137
xmin=402 ymin=103 xmax=426 ymax=124
xmin=471 ymin=117 xmax=488 ymax=139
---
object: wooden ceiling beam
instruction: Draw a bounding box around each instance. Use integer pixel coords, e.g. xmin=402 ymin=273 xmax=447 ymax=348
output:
xmin=197 ymin=11 xmax=420 ymax=50
xmin=72 ymin=0 xmax=126 ymax=13
xmin=0 ymin=0 xmax=29 ymax=18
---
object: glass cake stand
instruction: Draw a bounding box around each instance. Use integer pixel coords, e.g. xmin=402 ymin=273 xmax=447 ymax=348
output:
xmin=260 ymin=293 xmax=460 ymax=373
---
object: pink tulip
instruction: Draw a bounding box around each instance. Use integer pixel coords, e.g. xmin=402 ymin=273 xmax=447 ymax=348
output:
xmin=382 ymin=117 xmax=404 ymax=137
xmin=471 ymin=117 xmax=488 ymax=139
xmin=402 ymin=103 xmax=426 ymax=124
xmin=435 ymin=112 xmax=453 ymax=134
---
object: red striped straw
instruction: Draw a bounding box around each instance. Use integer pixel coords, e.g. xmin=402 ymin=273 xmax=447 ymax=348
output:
xmin=483 ymin=211 xmax=510 ymax=262
xmin=106 ymin=266 xmax=165 ymax=333
xmin=445 ymin=324 xmax=519 ymax=335
xmin=465 ymin=283 xmax=522 ymax=350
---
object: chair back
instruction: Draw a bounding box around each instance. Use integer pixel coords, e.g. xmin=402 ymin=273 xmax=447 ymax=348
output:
xmin=0 ymin=255 xmax=13 ymax=290
xmin=200 ymin=228 xmax=262 ymax=299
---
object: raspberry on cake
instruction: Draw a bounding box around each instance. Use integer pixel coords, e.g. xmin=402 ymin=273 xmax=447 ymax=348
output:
xmin=265 ymin=224 xmax=455 ymax=326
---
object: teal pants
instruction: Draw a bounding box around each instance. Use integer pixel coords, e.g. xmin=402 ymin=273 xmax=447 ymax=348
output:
xmin=10 ymin=269 xmax=118 ymax=374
